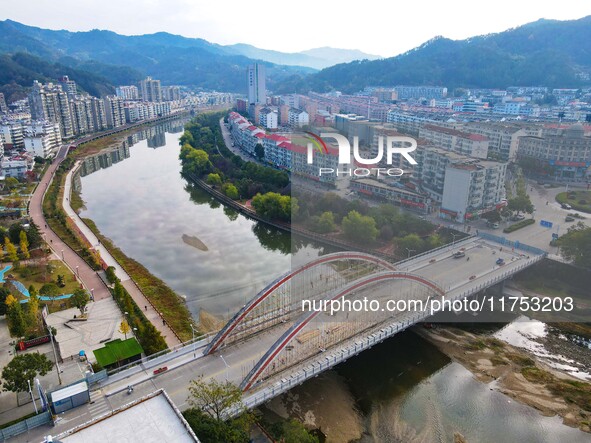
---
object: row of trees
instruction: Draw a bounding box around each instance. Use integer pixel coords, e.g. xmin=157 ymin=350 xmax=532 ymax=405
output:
xmin=557 ymin=222 xmax=591 ymax=268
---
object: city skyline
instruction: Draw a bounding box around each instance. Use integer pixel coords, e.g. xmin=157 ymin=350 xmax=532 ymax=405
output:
xmin=0 ymin=0 xmax=589 ymax=58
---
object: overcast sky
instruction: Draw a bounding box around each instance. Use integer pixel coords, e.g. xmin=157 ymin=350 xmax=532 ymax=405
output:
xmin=1 ymin=0 xmax=589 ymax=57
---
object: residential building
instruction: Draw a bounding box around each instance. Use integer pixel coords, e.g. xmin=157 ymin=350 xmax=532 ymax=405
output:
xmin=440 ymin=160 xmax=507 ymax=222
xmin=1 ymin=153 xmax=34 ymax=178
xmin=0 ymin=93 xmax=7 ymax=114
xmin=58 ymin=75 xmax=77 ymax=98
xmin=103 ymin=96 xmax=126 ymax=128
xmin=116 ymin=86 xmax=140 ymax=100
xmin=0 ymin=121 xmax=25 ymax=149
xmin=288 ymin=108 xmax=309 ymax=128
xmin=419 ymin=124 xmax=489 ymax=159
xmin=162 ymin=85 xmax=181 ymax=101
xmin=259 ymin=107 xmax=278 ymax=129
xmin=28 ymin=80 xmax=74 ymax=138
xmin=350 ymin=178 xmax=431 ymax=213
xmin=247 ymin=63 xmax=266 ymax=105
xmin=465 ymin=122 xmax=531 ymax=162
xmin=517 ymin=123 xmax=591 ymax=180
xmin=139 ymin=76 xmax=163 ymax=102
xmin=393 ymin=85 xmax=447 ymax=100
xmin=24 ymin=121 xmax=61 ymax=158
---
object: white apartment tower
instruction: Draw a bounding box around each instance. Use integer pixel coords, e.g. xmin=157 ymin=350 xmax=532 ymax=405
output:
xmin=247 ymin=64 xmax=266 ymax=105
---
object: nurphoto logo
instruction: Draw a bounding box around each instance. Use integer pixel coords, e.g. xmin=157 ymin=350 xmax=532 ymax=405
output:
xmin=305 ymin=132 xmax=418 ymax=177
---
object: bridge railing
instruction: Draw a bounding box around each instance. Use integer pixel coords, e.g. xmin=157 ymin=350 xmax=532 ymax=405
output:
xmin=229 ymin=254 xmax=545 ymax=416
xmin=477 ymin=232 xmax=547 ymax=257
xmin=395 ymin=234 xmax=476 ymax=268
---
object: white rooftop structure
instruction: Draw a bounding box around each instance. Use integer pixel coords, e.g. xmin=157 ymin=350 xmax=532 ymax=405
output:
xmin=52 ymin=389 xmax=199 ymax=443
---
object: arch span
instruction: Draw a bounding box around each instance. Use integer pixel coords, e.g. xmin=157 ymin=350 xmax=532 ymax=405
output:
xmin=204 ymin=252 xmax=396 ymax=355
xmin=240 ymin=271 xmax=444 ymax=391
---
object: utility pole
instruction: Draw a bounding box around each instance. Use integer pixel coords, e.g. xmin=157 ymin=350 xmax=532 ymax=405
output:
xmin=47 ymin=326 xmax=62 ymax=385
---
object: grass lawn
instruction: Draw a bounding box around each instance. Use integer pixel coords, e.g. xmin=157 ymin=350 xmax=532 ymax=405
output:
xmin=14 ymin=260 xmax=80 ymax=296
xmin=556 ymin=190 xmax=591 ymax=213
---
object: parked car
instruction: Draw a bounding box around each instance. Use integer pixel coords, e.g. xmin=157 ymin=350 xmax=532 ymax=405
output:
xmin=511 ymin=214 xmax=526 ymax=221
xmin=561 ymin=203 xmax=572 ymax=210
xmin=496 ymin=258 xmax=505 ymax=266
xmin=453 ymin=251 xmax=466 ymax=259
xmin=565 ymin=216 xmax=575 ymax=222
xmin=487 ymin=221 xmax=500 ymax=229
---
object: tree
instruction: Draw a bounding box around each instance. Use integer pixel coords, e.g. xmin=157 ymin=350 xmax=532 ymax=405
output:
xmin=119 ymin=319 xmax=131 ymax=339
xmin=1 ymin=353 xmax=53 ymax=397
xmin=508 ymin=194 xmax=534 ymax=215
xmin=183 ymin=149 xmax=212 ymax=177
xmin=4 ymin=177 xmax=19 ymax=190
xmin=0 ymin=287 xmax=10 ymax=316
xmin=19 ymin=230 xmax=29 ymax=260
xmin=207 ymin=173 xmax=222 ymax=186
xmin=397 ymin=233 xmax=425 ymax=256
xmin=341 ymin=210 xmax=378 ymax=243
xmin=222 ymin=183 xmax=239 ymax=200
xmin=56 ymin=275 xmax=65 ymax=287
xmin=71 ymin=288 xmax=90 ymax=315
xmin=187 ymin=376 xmax=246 ymax=422
xmin=282 ymin=419 xmax=319 ymax=443
xmin=251 ymin=192 xmax=293 ymax=221
xmin=27 ymin=291 xmax=39 ymax=328
xmin=4 ymin=237 xmax=18 ymax=262
xmin=39 ymin=283 xmax=60 ymax=298
xmin=309 ymin=211 xmax=337 ymax=233
xmin=5 ymin=294 xmax=26 ymax=338
xmin=557 ymin=222 xmax=591 ymax=268
xmin=254 ymin=143 xmax=265 ymax=160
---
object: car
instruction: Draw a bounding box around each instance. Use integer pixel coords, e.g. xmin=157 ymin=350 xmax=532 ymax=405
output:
xmin=565 ymin=216 xmax=575 ymax=222
xmin=487 ymin=222 xmax=500 ymax=229
xmin=496 ymin=258 xmax=505 ymax=266
xmin=511 ymin=214 xmax=525 ymax=221
xmin=453 ymin=251 xmax=466 ymax=259
xmin=561 ymin=203 xmax=572 ymax=210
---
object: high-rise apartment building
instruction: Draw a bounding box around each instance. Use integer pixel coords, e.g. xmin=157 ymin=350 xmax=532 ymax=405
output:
xmin=28 ymin=80 xmax=74 ymax=138
xmin=103 ymin=96 xmax=126 ymax=128
xmin=24 ymin=121 xmax=61 ymax=158
xmin=139 ymin=77 xmax=162 ymax=102
xmin=116 ymin=86 xmax=140 ymax=100
xmin=58 ymin=75 xmax=78 ymax=98
xmin=247 ymin=64 xmax=266 ymax=105
xmin=0 ymin=93 xmax=7 ymax=114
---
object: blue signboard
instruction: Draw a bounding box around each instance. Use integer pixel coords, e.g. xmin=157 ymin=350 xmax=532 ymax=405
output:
xmin=540 ymin=220 xmax=553 ymax=228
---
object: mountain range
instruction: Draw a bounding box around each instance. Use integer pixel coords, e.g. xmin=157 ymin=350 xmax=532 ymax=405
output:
xmin=276 ymin=16 xmax=591 ymax=94
xmin=0 ymin=16 xmax=590 ymax=103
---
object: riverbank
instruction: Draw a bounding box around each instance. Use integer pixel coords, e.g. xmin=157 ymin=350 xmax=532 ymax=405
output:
xmin=416 ymin=325 xmax=591 ymax=433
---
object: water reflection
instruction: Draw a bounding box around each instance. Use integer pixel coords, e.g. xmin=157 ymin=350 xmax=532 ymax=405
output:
xmin=78 ymin=118 xmax=327 ymax=318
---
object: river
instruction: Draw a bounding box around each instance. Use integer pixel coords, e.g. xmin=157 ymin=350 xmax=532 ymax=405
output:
xmin=76 ymin=118 xmax=591 ymax=442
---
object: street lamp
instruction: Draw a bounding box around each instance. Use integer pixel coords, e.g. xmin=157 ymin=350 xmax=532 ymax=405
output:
xmin=405 ymin=248 xmax=416 ymax=259
xmin=220 ymin=354 xmax=230 ymax=381
xmin=47 ymin=326 xmax=62 ymax=385
xmin=75 ymin=266 xmax=79 ymax=277
xmin=190 ymin=324 xmax=196 ymax=358
xmin=61 ymin=250 xmax=64 ymax=260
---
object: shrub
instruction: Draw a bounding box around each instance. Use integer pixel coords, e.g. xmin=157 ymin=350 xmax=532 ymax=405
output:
xmin=503 ymin=218 xmax=535 ymax=233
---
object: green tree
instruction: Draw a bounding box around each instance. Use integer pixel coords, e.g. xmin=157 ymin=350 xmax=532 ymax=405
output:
xmin=557 ymin=222 xmax=591 ymax=268
xmin=71 ymin=288 xmax=90 ymax=315
xmin=27 ymin=291 xmax=39 ymax=328
xmin=310 ymin=211 xmax=337 ymax=233
xmin=19 ymin=230 xmax=29 ymax=260
xmin=0 ymin=287 xmax=10 ymax=316
xmin=254 ymin=143 xmax=265 ymax=160
xmin=4 ymin=177 xmax=19 ymax=190
xmin=56 ymin=275 xmax=65 ymax=287
xmin=398 ymin=233 xmax=425 ymax=256
xmin=187 ymin=376 xmax=247 ymax=422
xmin=341 ymin=210 xmax=378 ymax=243
xmin=5 ymin=294 xmax=26 ymax=338
xmin=1 ymin=353 xmax=53 ymax=396
xmin=183 ymin=149 xmax=212 ymax=177
xmin=207 ymin=173 xmax=222 ymax=186
xmin=508 ymin=194 xmax=534 ymax=215
xmin=4 ymin=237 xmax=18 ymax=262
xmin=251 ymin=192 xmax=293 ymax=221
xmin=179 ymin=130 xmax=195 ymax=147
xmin=39 ymin=283 xmax=60 ymax=298
xmin=282 ymin=419 xmax=319 ymax=443
xmin=222 ymin=183 xmax=239 ymax=200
